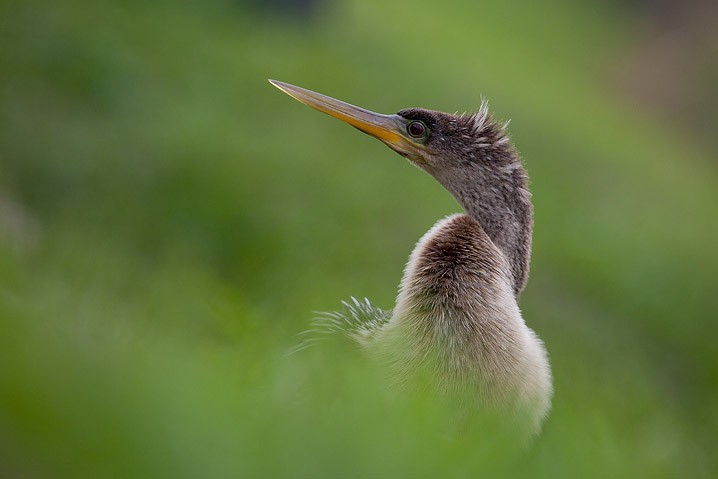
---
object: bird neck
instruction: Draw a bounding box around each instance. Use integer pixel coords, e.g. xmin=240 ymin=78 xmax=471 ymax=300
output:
xmin=433 ymin=162 xmax=532 ymax=295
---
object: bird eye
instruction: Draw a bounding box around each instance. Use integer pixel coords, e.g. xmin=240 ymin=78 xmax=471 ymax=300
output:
xmin=407 ymin=121 xmax=427 ymax=138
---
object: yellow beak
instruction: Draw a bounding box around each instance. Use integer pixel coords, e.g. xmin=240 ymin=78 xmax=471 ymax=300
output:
xmin=269 ymin=80 xmax=422 ymax=157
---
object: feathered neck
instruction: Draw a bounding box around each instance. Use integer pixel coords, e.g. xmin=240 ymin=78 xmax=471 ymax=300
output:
xmin=430 ymin=106 xmax=533 ymax=295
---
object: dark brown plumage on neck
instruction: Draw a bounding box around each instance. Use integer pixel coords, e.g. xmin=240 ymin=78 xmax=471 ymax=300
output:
xmin=396 ymin=106 xmax=532 ymax=295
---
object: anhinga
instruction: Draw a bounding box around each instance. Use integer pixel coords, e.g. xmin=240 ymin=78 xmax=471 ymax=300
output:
xmin=270 ymin=79 xmax=552 ymax=436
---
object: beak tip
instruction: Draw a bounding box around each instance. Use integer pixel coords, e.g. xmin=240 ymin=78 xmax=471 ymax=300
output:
xmin=268 ymin=79 xmax=287 ymax=91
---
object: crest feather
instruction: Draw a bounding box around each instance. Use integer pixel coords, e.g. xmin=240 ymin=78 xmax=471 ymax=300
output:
xmin=459 ymin=99 xmax=510 ymax=149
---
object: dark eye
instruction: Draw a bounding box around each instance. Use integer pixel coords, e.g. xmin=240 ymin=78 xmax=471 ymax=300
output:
xmin=407 ymin=121 xmax=426 ymax=138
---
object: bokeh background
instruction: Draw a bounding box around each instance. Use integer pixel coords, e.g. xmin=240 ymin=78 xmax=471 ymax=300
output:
xmin=1 ymin=0 xmax=717 ymax=477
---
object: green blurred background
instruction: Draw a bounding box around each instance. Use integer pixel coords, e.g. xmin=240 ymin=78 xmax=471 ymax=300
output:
xmin=1 ymin=0 xmax=717 ymax=477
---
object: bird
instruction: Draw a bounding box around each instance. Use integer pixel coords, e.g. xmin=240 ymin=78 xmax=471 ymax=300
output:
xmin=269 ymin=79 xmax=552 ymax=436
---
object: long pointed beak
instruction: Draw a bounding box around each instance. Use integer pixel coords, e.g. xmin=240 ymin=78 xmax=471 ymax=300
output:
xmin=269 ymin=79 xmax=420 ymax=156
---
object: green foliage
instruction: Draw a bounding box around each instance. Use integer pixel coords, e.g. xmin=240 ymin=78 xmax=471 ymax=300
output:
xmin=1 ymin=0 xmax=716 ymax=477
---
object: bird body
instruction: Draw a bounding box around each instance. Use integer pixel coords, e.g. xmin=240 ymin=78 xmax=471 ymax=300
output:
xmin=367 ymin=213 xmax=550 ymax=435
xmin=270 ymin=80 xmax=552 ymax=436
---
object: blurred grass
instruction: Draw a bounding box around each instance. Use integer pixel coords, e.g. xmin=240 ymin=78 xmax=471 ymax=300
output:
xmin=1 ymin=0 xmax=717 ymax=477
